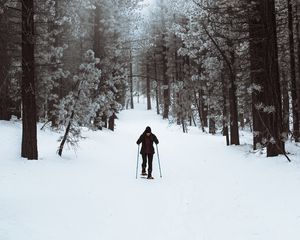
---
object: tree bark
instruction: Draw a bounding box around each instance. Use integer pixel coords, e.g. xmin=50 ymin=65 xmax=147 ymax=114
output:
xmin=287 ymin=0 xmax=299 ymax=141
xmin=295 ymin=3 xmax=300 ymax=140
xmin=248 ymin=0 xmax=267 ymax=150
xmin=58 ymin=110 xmax=74 ymax=156
xmin=209 ymin=110 xmax=216 ymax=135
xmin=21 ymin=0 xmax=38 ymax=160
xmin=0 ymin=44 xmax=9 ymax=120
xmin=130 ymin=59 xmax=134 ymax=109
xmin=262 ymin=0 xmax=285 ymax=157
xmin=146 ymin=63 xmax=151 ymax=110
xmin=201 ymin=89 xmax=208 ymax=127
xmin=154 ymin=56 xmax=160 ymax=115
xmin=162 ymin=34 xmax=170 ymax=119
xmin=281 ymin=71 xmax=290 ymax=136
xmin=108 ymin=113 xmax=116 ymax=131
xmin=193 ymin=90 xmax=205 ymax=132
xmin=0 ymin=9 xmax=10 ymax=120
xmin=228 ymin=43 xmax=240 ymax=145
xmin=101 ymin=115 xmax=107 ymax=129
xmin=222 ymin=73 xmax=229 ymax=145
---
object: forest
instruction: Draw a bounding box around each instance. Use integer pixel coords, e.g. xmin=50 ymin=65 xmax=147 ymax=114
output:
xmin=0 ymin=0 xmax=300 ymax=160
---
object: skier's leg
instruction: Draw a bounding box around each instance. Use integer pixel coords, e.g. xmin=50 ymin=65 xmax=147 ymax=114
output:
xmin=141 ymin=154 xmax=147 ymax=174
xmin=147 ymin=154 xmax=153 ymax=177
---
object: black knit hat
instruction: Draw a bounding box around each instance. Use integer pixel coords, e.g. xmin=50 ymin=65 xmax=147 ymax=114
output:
xmin=145 ymin=126 xmax=151 ymax=133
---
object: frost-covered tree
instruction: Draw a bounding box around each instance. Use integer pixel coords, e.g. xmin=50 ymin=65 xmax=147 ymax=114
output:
xmin=58 ymin=50 xmax=101 ymax=156
xmin=134 ymin=0 xmax=293 ymax=159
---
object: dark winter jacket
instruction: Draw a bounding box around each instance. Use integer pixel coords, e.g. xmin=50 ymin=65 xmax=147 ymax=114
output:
xmin=136 ymin=132 xmax=159 ymax=154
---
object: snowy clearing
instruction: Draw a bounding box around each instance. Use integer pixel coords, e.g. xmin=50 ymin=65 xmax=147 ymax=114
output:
xmin=1 ymin=101 xmax=300 ymax=240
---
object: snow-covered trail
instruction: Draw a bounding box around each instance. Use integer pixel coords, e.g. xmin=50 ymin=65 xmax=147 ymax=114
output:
xmin=1 ymin=101 xmax=300 ymax=240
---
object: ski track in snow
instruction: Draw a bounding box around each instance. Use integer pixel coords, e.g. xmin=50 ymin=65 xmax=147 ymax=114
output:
xmin=1 ymin=101 xmax=300 ymax=240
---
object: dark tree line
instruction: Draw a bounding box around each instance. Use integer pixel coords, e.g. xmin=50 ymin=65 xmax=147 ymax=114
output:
xmin=1 ymin=0 xmax=300 ymax=160
xmin=135 ymin=0 xmax=300 ymax=159
xmin=0 ymin=0 xmax=141 ymax=159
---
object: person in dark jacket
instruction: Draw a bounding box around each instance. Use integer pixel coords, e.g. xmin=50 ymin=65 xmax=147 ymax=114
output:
xmin=136 ymin=126 xmax=159 ymax=179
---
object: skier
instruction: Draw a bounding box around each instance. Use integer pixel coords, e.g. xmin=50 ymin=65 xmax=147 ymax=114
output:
xmin=136 ymin=126 xmax=159 ymax=179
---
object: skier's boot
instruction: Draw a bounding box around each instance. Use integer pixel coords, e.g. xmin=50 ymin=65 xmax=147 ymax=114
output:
xmin=141 ymin=169 xmax=147 ymax=176
xmin=147 ymin=175 xmax=154 ymax=179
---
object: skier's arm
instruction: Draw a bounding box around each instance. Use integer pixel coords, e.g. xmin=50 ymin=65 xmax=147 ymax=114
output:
xmin=153 ymin=135 xmax=159 ymax=145
xmin=136 ymin=135 xmax=143 ymax=145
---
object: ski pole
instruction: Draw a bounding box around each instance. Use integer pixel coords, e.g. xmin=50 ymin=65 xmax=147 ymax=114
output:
xmin=136 ymin=144 xmax=140 ymax=179
xmin=156 ymin=144 xmax=162 ymax=178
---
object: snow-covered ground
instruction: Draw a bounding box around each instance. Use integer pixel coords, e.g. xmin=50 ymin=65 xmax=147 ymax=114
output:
xmin=1 ymin=100 xmax=300 ymax=240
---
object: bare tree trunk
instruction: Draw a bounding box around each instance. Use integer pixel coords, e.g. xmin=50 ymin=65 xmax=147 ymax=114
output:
xmin=21 ymin=0 xmax=38 ymax=160
xmin=130 ymin=51 xmax=134 ymax=109
xmin=239 ymin=114 xmax=245 ymax=129
xmin=262 ymin=0 xmax=285 ymax=157
xmin=159 ymin=1 xmax=169 ymax=119
xmin=154 ymin=56 xmax=160 ymax=115
xmin=146 ymin=63 xmax=151 ymax=110
xmin=228 ymin=44 xmax=240 ymax=145
xmin=287 ymin=0 xmax=299 ymax=141
xmin=222 ymin=73 xmax=229 ymax=145
xmin=58 ymin=110 xmax=74 ymax=156
xmin=0 ymin=10 xmax=10 ymax=121
xmin=282 ymin=70 xmax=290 ymax=136
xmin=108 ymin=113 xmax=116 ymax=131
xmin=208 ymin=87 xmax=216 ymax=135
xmin=193 ymin=90 xmax=205 ymax=132
xmin=295 ymin=3 xmax=300 ymax=140
xmin=102 ymin=116 xmax=108 ymax=129
xmin=209 ymin=111 xmax=216 ymax=135
xmin=162 ymin=34 xmax=169 ymax=119
xmin=248 ymin=0 xmax=266 ymax=150
xmin=201 ymin=89 xmax=208 ymax=127
xmin=0 ymin=47 xmax=9 ymax=120
xmin=180 ymin=119 xmax=185 ymax=133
